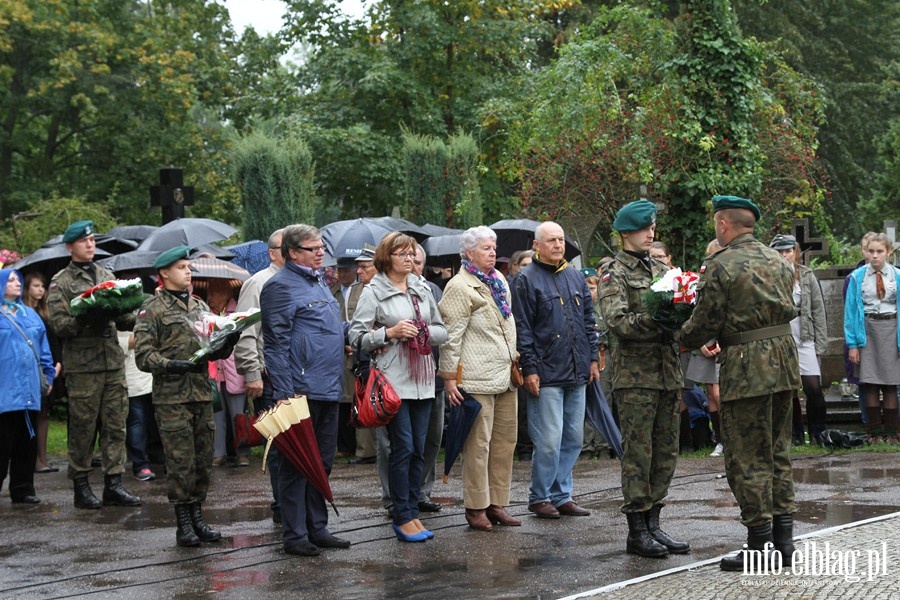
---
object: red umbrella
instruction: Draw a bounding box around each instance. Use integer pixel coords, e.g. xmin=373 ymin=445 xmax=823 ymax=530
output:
xmin=253 ymin=396 xmax=338 ymax=515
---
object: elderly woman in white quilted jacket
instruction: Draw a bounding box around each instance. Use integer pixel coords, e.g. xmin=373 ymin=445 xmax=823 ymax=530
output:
xmin=438 ymin=226 xmax=519 ymax=532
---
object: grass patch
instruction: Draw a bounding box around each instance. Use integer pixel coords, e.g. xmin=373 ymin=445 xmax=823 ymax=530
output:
xmin=47 ymin=419 xmax=68 ymax=458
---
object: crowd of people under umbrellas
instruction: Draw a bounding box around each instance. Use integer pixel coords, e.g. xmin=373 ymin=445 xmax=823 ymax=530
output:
xmin=1 ymin=198 xmax=898 ymax=572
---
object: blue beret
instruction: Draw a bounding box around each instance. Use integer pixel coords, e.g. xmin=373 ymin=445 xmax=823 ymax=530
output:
xmin=62 ymin=220 xmax=94 ymax=243
xmin=153 ymin=245 xmax=193 ymax=270
xmin=613 ymin=200 xmax=657 ymax=232
xmin=712 ymin=195 xmax=761 ymax=220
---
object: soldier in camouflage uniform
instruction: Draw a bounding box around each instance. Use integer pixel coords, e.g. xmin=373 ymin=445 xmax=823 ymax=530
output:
xmin=599 ymin=200 xmax=688 ymax=559
xmin=675 ymin=196 xmax=800 ymax=571
xmin=134 ymin=246 xmax=238 ymax=547
xmin=47 ymin=221 xmax=141 ymax=510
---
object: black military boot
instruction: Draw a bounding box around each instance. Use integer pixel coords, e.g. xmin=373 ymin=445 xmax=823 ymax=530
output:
xmin=190 ymin=502 xmax=222 ymax=542
xmin=175 ymin=504 xmax=200 ymax=547
xmin=102 ymin=474 xmax=142 ymax=506
xmin=625 ymin=512 xmax=669 ymax=558
xmin=645 ymin=504 xmax=690 ymax=554
xmin=720 ymin=523 xmax=776 ymax=572
xmin=73 ymin=477 xmax=102 ymax=510
xmin=772 ymin=514 xmax=796 ymax=566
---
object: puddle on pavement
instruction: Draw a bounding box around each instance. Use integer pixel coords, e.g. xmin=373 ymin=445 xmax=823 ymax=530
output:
xmin=793 ymin=501 xmax=900 ymax=526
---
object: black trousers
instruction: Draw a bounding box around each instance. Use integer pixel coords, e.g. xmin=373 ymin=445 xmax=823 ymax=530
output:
xmin=0 ymin=410 xmax=38 ymax=500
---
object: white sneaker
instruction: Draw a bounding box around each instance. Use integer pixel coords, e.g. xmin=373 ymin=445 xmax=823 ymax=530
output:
xmin=710 ymin=443 xmax=724 ymax=457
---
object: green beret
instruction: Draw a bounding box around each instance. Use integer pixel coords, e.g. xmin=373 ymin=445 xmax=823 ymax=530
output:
xmin=712 ymin=195 xmax=761 ymax=221
xmin=153 ymin=245 xmax=192 ymax=270
xmin=62 ymin=220 xmax=95 ymax=243
xmin=580 ymin=267 xmax=598 ymax=278
xmin=613 ymin=200 xmax=657 ymax=232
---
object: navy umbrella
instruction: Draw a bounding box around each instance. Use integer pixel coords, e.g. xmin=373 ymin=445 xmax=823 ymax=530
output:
xmin=585 ymin=379 xmax=623 ymax=459
xmin=442 ymin=389 xmax=482 ymax=483
xmin=225 ymin=240 xmax=270 ymax=275
xmin=321 ymin=217 xmax=427 ymax=261
xmin=489 ymin=219 xmax=581 ymax=261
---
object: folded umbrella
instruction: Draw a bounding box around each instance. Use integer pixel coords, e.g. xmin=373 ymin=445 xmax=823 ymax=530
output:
xmin=442 ymin=388 xmax=482 ymax=484
xmin=253 ymin=396 xmax=339 ymax=515
xmin=585 ymin=379 xmax=623 ymax=459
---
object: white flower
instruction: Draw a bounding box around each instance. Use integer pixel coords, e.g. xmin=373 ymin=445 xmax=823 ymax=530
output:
xmin=650 ymin=267 xmax=684 ymax=293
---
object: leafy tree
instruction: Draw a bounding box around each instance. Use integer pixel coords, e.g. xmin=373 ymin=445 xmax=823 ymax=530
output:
xmin=233 ymin=130 xmax=317 ymax=240
xmin=402 ymin=131 xmax=482 ymax=228
xmin=508 ymin=2 xmax=827 ymax=267
xmin=0 ymin=195 xmax=117 ymax=255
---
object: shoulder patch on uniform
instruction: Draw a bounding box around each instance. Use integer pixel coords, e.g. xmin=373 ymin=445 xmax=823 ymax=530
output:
xmin=699 ymin=264 xmax=706 ymax=274
xmin=601 ymin=272 xmax=611 ymax=282
xmin=49 ymin=282 xmax=57 ymax=290
xmin=138 ymin=309 xmax=147 ymax=317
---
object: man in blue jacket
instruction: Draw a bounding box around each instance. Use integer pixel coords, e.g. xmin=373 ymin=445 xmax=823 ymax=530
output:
xmin=261 ymin=224 xmax=350 ymax=557
xmin=512 ymin=222 xmax=600 ymax=519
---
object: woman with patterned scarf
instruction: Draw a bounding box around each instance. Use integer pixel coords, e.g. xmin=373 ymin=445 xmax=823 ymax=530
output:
xmin=437 ymin=226 xmax=520 ymax=531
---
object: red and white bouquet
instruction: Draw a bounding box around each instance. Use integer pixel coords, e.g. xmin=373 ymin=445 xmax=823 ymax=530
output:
xmin=643 ymin=268 xmax=700 ymax=328
xmin=188 ymin=308 xmax=261 ymax=362
xmin=70 ymin=278 xmax=146 ymax=317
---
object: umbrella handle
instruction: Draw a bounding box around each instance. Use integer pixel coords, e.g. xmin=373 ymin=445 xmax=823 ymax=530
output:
xmin=260 ymin=436 xmax=275 ymax=473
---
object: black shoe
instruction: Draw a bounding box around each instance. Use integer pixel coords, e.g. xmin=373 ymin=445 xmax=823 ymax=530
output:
xmin=625 ymin=512 xmax=669 ymax=558
xmin=175 ymin=504 xmax=201 ymax=547
xmin=12 ymin=495 xmax=40 ymax=504
xmin=285 ymin=541 xmax=320 ymax=556
xmin=347 ymin=456 xmax=376 ymax=465
xmin=645 ymin=505 xmax=690 ymax=554
xmin=102 ymin=475 xmax=142 ymax=506
xmin=720 ymin=523 xmax=775 ymax=571
xmin=90 ymin=457 xmax=102 ymax=468
xmin=310 ymin=534 xmax=351 ymax=549
xmin=74 ymin=478 xmax=102 ymax=510
xmin=190 ymin=502 xmax=222 ymax=542
xmin=418 ymin=500 xmax=442 ymax=513
xmin=272 ymin=509 xmax=282 ymax=525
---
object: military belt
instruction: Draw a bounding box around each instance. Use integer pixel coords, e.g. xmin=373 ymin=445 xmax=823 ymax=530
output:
xmin=719 ymin=324 xmax=792 ymax=347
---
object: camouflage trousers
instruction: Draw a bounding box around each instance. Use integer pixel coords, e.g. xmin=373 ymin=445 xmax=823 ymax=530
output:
xmin=154 ymin=402 xmax=214 ymax=504
xmin=66 ymin=370 xmax=128 ymax=480
xmin=721 ymin=390 xmax=795 ymax=527
xmin=617 ymin=388 xmax=680 ymax=513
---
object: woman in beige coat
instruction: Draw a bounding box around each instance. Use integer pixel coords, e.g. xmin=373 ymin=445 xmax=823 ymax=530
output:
xmin=438 ymin=226 xmax=519 ymax=531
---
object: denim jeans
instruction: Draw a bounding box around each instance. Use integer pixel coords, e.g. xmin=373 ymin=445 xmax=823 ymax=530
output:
xmin=527 ymin=384 xmax=586 ymax=506
xmin=126 ymin=393 xmax=155 ymax=473
xmin=386 ymin=398 xmax=432 ymax=524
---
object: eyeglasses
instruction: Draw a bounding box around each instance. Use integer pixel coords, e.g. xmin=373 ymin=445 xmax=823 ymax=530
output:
xmin=297 ymin=245 xmax=326 ymax=253
xmin=392 ymin=252 xmax=416 ymax=259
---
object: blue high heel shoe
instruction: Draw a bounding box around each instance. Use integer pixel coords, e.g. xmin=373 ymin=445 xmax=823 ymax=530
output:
xmin=420 ymin=528 xmax=434 ymax=540
xmin=392 ymin=523 xmax=429 ymax=543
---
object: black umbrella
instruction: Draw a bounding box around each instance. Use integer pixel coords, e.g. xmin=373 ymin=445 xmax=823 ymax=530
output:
xmin=192 ymin=243 xmax=235 ymax=260
xmin=97 ymin=250 xmax=161 ymax=273
xmin=42 ymin=233 xmax=138 ymax=256
xmin=585 ymin=379 xmax=623 ymax=459
xmin=136 ymin=218 xmax=238 ymax=252
xmin=422 ymin=234 xmax=462 ymax=268
xmin=106 ymin=225 xmax=159 ymax=243
xmin=12 ymin=245 xmax=112 ymax=279
xmin=421 ymin=223 xmax=463 ymax=237
xmin=442 ymin=389 xmax=482 ymax=483
xmin=321 ymin=217 xmax=427 ymax=260
xmin=490 ymin=219 xmax=581 ymax=261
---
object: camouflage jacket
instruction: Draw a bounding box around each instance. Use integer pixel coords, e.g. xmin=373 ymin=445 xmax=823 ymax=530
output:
xmin=133 ymin=291 xmax=212 ymax=405
xmin=599 ymin=250 xmax=682 ymax=391
xmin=47 ymin=262 xmax=134 ymax=374
xmin=674 ymin=233 xmax=800 ymax=402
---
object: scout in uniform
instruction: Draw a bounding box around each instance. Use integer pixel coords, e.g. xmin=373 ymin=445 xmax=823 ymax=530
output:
xmin=133 ymin=246 xmax=238 ymax=547
xmin=47 ymin=220 xmax=141 ymax=510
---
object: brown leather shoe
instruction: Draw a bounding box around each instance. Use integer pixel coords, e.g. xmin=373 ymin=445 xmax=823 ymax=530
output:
xmin=487 ymin=504 xmax=522 ymax=526
xmin=557 ymin=501 xmax=591 ymax=516
xmin=465 ymin=508 xmax=493 ymax=531
xmin=528 ymin=501 xmax=560 ymax=519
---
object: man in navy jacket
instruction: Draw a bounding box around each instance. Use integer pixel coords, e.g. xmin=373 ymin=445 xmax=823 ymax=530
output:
xmin=261 ymin=224 xmax=350 ymax=557
xmin=512 ymin=222 xmax=600 ymax=520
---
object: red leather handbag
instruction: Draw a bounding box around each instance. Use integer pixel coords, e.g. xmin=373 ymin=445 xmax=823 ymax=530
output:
xmin=351 ymin=366 xmax=401 ymax=428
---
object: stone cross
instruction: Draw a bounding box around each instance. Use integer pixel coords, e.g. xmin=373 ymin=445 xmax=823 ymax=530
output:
xmin=149 ymin=167 xmax=194 ymax=224
xmin=791 ymin=217 xmax=829 ymax=266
